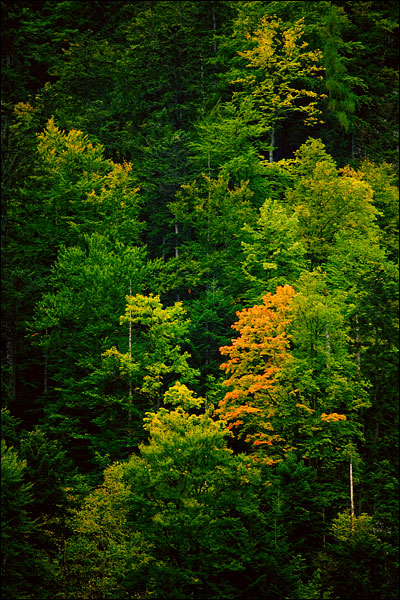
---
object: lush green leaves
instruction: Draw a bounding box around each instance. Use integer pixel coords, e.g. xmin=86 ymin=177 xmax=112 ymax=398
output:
xmin=1 ymin=2 xmax=398 ymax=598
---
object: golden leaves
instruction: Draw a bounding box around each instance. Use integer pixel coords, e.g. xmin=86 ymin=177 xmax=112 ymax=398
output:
xmin=320 ymin=412 xmax=347 ymax=422
xmin=215 ymin=285 xmax=295 ymax=453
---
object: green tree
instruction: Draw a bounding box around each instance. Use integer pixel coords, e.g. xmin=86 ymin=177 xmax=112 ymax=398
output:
xmin=101 ymin=293 xmax=199 ymax=412
xmin=285 ymin=138 xmax=378 ymax=265
xmin=31 ymin=118 xmax=143 ymax=252
xmin=61 ymin=461 xmax=149 ymax=600
xmin=322 ymin=3 xmax=362 ymax=134
xmin=63 ymin=400 xmax=301 ymax=599
xmin=1 ymin=439 xmax=54 ymax=599
xmin=282 ymin=271 xmax=371 ymax=522
xmin=325 ymin=233 xmax=398 ymax=462
xmin=357 ymin=159 xmax=399 ymax=260
xmin=30 ymin=234 xmax=156 ymax=384
xmin=2 ymin=116 xmax=145 ymax=427
xmin=187 ymin=95 xmax=266 ymax=188
xmin=241 ymin=196 xmax=308 ymax=302
xmin=342 ymin=1 xmax=399 ymax=165
xmin=168 ymin=172 xmax=257 ymax=301
xmin=29 ymin=235 xmax=163 ymax=475
xmin=317 ymin=511 xmax=399 ymax=599
xmin=184 ymin=281 xmax=238 ymax=390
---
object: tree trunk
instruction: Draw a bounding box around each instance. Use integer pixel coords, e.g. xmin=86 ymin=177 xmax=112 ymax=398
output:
xmin=6 ymin=336 xmax=16 ymax=401
xmin=44 ymin=352 xmax=48 ymax=394
xmin=350 ymin=452 xmax=354 ymax=532
xmin=325 ymin=317 xmax=331 ymax=368
xmin=128 ymin=281 xmax=132 ymax=426
xmin=355 ymin=312 xmax=361 ymax=379
xmin=269 ymin=127 xmax=275 ymax=163
xmin=200 ymin=51 xmax=205 ymax=116
xmin=174 ymin=221 xmax=179 ymax=259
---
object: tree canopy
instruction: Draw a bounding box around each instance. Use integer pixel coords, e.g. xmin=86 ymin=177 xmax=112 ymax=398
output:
xmin=1 ymin=1 xmax=398 ymax=598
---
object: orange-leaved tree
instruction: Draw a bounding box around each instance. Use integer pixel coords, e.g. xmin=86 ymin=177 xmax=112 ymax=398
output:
xmin=215 ymin=284 xmax=295 ymax=462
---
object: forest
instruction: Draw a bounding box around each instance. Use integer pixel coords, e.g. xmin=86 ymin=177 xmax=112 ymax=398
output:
xmin=1 ymin=1 xmax=399 ymax=598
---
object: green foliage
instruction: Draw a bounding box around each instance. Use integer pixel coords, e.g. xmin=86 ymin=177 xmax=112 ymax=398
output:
xmin=32 ymin=118 xmax=144 ymax=249
xmin=168 ymin=172 xmax=257 ymax=301
xmin=64 ymin=403 xmax=307 ymax=599
xmin=322 ymin=3 xmax=362 ymax=132
xmin=61 ymin=461 xmax=148 ymax=600
xmin=103 ymin=293 xmax=199 ymax=407
xmin=184 ymin=280 xmax=238 ymax=386
xmin=357 ymin=159 xmax=399 ymax=259
xmin=1 ymin=408 xmax=22 ymax=447
xmin=188 ymin=95 xmax=265 ymax=185
xmin=286 ymin=139 xmax=378 ymax=265
xmin=1 ymin=440 xmax=53 ymax=599
xmin=28 ymin=236 xmax=164 ymax=474
xmin=316 ymin=511 xmax=399 ymax=599
xmin=19 ymin=428 xmax=75 ymax=519
xmin=1 ymin=2 xmax=398 ymax=598
xmin=164 ymin=381 xmax=205 ymax=411
xmin=241 ymin=196 xmax=308 ymax=301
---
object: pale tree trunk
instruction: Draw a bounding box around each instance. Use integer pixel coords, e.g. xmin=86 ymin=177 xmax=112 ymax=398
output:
xmin=175 ymin=221 xmax=179 ymax=259
xmin=200 ymin=51 xmax=205 ymax=116
xmin=355 ymin=312 xmax=361 ymax=380
xmin=350 ymin=451 xmax=355 ymax=532
xmin=128 ymin=281 xmax=132 ymax=426
xmin=325 ymin=321 xmax=331 ymax=368
xmin=6 ymin=336 xmax=16 ymax=401
xmin=211 ymin=1 xmax=217 ymax=88
xmin=269 ymin=127 xmax=275 ymax=163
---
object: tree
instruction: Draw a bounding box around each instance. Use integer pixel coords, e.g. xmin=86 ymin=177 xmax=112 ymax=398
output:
xmin=1 ymin=116 xmax=145 ymax=427
xmin=32 ymin=118 xmax=143 ymax=251
xmin=357 ymin=159 xmax=399 ymax=260
xmin=101 ymin=293 xmax=199 ymax=412
xmin=29 ymin=235 xmax=163 ymax=475
xmin=232 ymin=14 xmax=326 ymax=162
xmin=30 ymin=234 xmax=156 ymax=386
xmin=317 ymin=511 xmax=399 ymax=599
xmin=63 ymin=399 xmax=300 ymax=599
xmin=187 ymin=95 xmax=265 ymax=187
xmin=184 ymin=280 xmax=238 ymax=390
xmin=341 ymin=0 xmax=399 ymax=165
xmin=320 ymin=2 xmax=363 ymax=137
xmin=285 ymin=138 xmax=378 ymax=265
xmin=168 ymin=171 xmax=257 ymax=301
xmin=1 ymin=440 xmax=55 ymax=599
xmin=241 ymin=196 xmax=308 ymax=302
xmin=215 ymin=284 xmax=295 ymax=459
xmin=281 ymin=271 xmax=371 ymax=524
xmin=61 ymin=460 xmax=148 ymax=600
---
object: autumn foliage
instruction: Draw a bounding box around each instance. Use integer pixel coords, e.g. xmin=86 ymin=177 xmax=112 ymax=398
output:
xmin=215 ymin=284 xmax=295 ymax=453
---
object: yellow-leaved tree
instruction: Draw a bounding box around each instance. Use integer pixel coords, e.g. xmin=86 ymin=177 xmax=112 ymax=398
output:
xmin=233 ymin=16 xmax=326 ymax=161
